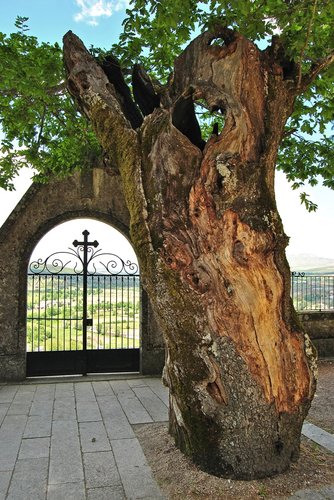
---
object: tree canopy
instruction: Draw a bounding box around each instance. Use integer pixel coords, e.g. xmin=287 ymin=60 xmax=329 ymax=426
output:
xmin=0 ymin=1 xmax=333 ymax=209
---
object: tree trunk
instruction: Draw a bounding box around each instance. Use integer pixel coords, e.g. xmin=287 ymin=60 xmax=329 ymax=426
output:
xmin=63 ymin=27 xmax=317 ymax=479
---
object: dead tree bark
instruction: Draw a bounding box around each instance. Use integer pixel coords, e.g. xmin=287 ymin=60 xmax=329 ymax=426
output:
xmin=63 ymin=28 xmax=319 ymax=479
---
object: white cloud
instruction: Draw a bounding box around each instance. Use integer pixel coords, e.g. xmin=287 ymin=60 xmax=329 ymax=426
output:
xmin=74 ymin=0 xmax=129 ymax=26
xmin=113 ymin=0 xmax=128 ymax=12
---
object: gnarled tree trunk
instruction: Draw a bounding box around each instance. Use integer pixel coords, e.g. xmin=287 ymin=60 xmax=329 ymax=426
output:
xmin=63 ymin=27 xmax=317 ymax=479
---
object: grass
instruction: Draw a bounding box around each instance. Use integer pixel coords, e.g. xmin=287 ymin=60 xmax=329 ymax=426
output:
xmin=26 ymin=276 xmax=141 ymax=352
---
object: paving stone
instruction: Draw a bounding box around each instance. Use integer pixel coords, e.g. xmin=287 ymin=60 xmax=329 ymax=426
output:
xmin=48 ymin=445 xmax=84 ymax=485
xmin=117 ymin=393 xmax=153 ymax=424
xmin=18 ymin=437 xmax=50 ymax=460
xmin=51 ymin=422 xmax=80 ymax=452
xmin=17 ymin=385 xmax=36 ymax=392
xmin=76 ymin=400 xmax=102 ymax=422
xmin=0 ymin=404 xmax=9 ymax=426
xmin=97 ymin=396 xmax=135 ymax=440
xmin=79 ymin=421 xmax=111 ymax=452
xmin=6 ymin=402 xmax=32 ymax=416
xmin=289 ymin=489 xmax=328 ymax=499
xmin=303 ymin=422 xmax=334 ymax=454
xmin=87 ymin=485 xmax=126 ymax=500
xmin=0 ymin=471 xmax=11 ymax=499
xmin=109 ymin=382 xmax=153 ymax=424
xmin=0 ymin=386 xmax=19 ymax=404
xmin=34 ymin=384 xmax=56 ymax=401
xmin=145 ymin=378 xmax=169 ymax=406
xmin=111 ymin=437 xmax=148 ymax=469
xmin=49 ymin=422 xmax=83 ymax=484
xmin=104 ymin=415 xmax=135 ymax=441
xmin=55 ymin=383 xmax=74 ymax=399
xmin=52 ymin=418 xmax=79 ymax=439
xmin=0 ymin=415 xmax=28 ymax=471
xmin=320 ymin=485 xmax=334 ymax=497
xmin=24 ymin=415 xmax=52 ymax=438
xmin=6 ymin=457 xmax=48 ymax=500
xmin=83 ymin=451 xmax=122 ymax=489
xmin=132 ymin=386 xmax=168 ymax=422
xmin=12 ymin=389 xmax=35 ymax=404
xmin=95 ymin=395 xmax=118 ymax=417
xmin=0 ymin=414 xmax=27 ymax=435
xmin=0 ymin=450 xmax=18 ymax=472
xmin=16 ymin=385 xmax=36 ymax=394
xmin=0 ymin=436 xmax=22 ymax=472
xmin=92 ymin=381 xmax=114 ymax=397
xmin=30 ymin=400 xmax=54 ymax=417
xmin=127 ymin=379 xmax=150 ymax=389
xmin=109 ymin=380 xmax=132 ymax=396
xmin=112 ymin=438 xmax=164 ymax=499
xmin=53 ymin=397 xmax=76 ymax=420
xmin=47 ymin=481 xmax=86 ymax=500
xmin=74 ymin=382 xmax=96 ymax=401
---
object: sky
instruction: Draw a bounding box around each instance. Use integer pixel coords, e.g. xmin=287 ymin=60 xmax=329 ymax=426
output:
xmin=0 ymin=0 xmax=333 ymax=264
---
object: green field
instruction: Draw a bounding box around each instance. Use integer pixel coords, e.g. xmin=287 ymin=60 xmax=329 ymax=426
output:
xmin=26 ymin=274 xmax=140 ymax=352
xmin=291 ymin=274 xmax=334 ymax=311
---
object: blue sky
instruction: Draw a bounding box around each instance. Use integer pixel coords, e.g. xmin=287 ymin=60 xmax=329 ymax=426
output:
xmin=0 ymin=0 xmax=334 ymax=262
xmin=1 ymin=0 xmax=128 ymax=48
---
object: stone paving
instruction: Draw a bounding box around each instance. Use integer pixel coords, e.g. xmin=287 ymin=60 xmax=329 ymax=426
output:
xmin=0 ymin=377 xmax=168 ymax=500
xmin=1 ymin=376 xmax=334 ymax=499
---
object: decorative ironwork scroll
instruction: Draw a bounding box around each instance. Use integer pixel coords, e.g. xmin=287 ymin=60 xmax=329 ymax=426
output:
xmin=292 ymin=271 xmax=305 ymax=278
xmin=29 ymin=230 xmax=139 ymax=276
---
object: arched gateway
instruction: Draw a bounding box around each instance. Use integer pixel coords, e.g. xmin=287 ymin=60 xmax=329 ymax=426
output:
xmin=0 ymin=168 xmax=164 ymax=381
xmin=27 ymin=224 xmax=141 ymax=377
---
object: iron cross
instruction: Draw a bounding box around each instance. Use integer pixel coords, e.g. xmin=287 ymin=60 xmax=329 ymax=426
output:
xmin=73 ymin=229 xmax=99 ymax=251
xmin=72 ymin=230 xmax=99 ymax=365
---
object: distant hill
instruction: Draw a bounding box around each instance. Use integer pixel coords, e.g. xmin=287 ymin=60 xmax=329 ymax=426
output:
xmin=288 ymin=253 xmax=334 ymax=274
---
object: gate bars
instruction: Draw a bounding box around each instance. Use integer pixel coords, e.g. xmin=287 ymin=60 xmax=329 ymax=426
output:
xmin=291 ymin=272 xmax=334 ymax=311
xmin=26 ymin=230 xmax=140 ymax=354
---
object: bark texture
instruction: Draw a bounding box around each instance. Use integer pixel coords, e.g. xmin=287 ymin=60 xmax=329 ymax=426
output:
xmin=63 ymin=28 xmax=317 ymax=479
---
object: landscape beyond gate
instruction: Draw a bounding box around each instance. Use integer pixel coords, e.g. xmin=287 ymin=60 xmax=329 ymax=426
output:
xmin=26 ymin=230 xmax=140 ymax=376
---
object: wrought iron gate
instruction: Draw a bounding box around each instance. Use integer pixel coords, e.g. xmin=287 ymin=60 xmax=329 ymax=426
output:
xmin=26 ymin=230 xmax=140 ymax=376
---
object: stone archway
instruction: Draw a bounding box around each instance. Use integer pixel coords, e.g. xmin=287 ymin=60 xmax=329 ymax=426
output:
xmin=0 ymin=167 xmax=165 ymax=381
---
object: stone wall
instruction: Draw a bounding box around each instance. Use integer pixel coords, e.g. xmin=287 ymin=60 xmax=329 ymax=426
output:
xmin=0 ymin=167 xmax=165 ymax=381
xmin=299 ymin=312 xmax=334 ymax=358
xmin=1 ymin=165 xmax=331 ymax=381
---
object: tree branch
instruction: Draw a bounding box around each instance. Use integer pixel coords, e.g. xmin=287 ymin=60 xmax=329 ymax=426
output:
xmin=299 ymin=50 xmax=334 ymax=92
xmin=282 ymin=127 xmax=298 ymax=138
xmin=296 ymin=0 xmax=318 ymax=89
xmin=100 ymin=55 xmax=143 ymax=128
xmin=46 ymin=82 xmax=67 ymax=95
xmin=63 ymin=31 xmax=138 ymax=164
xmin=0 ymin=82 xmax=67 ymax=98
xmin=132 ymin=64 xmax=160 ymax=117
xmin=35 ymin=104 xmax=47 ymax=151
xmin=62 ymin=31 xmax=149 ymax=260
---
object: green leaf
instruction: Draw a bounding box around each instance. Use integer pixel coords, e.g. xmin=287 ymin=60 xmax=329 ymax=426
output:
xmin=0 ymin=17 xmax=102 ymax=189
xmin=0 ymin=5 xmax=333 ymax=197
